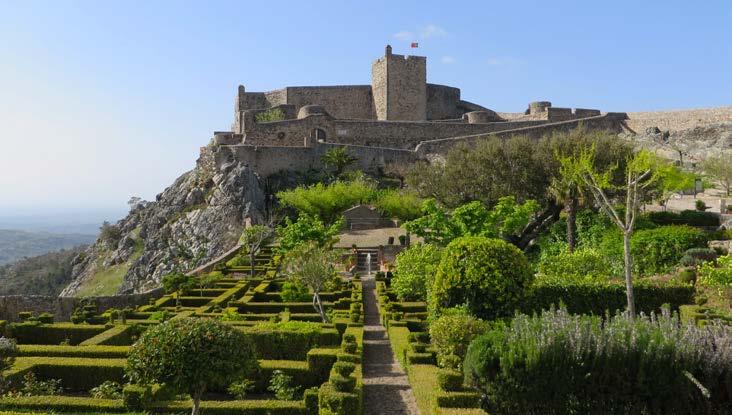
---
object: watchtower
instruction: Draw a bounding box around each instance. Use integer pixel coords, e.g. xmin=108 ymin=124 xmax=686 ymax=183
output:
xmin=371 ymin=45 xmax=427 ymax=121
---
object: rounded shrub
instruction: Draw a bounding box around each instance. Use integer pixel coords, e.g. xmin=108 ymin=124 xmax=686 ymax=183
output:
xmin=537 ymin=248 xmax=613 ymax=283
xmin=341 ymin=341 xmax=357 ymax=354
xmin=430 ymin=236 xmax=533 ymax=319
xmin=429 ymin=307 xmax=489 ymax=370
xmin=678 ymin=247 xmax=718 ymax=267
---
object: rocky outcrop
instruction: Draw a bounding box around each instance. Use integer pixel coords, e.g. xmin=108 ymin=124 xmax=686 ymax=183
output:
xmin=60 ymin=146 xmax=266 ymax=296
xmin=622 ymin=107 xmax=731 ymax=163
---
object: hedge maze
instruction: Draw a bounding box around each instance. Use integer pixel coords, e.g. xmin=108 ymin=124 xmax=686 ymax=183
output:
xmin=0 ymin=247 xmax=366 ymax=415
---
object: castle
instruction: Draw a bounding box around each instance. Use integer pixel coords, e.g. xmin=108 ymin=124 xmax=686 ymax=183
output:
xmin=211 ymin=46 xmax=629 ymax=176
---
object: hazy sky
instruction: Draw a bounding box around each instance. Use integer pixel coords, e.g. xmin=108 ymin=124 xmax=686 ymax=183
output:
xmin=0 ymin=0 xmax=730 ymax=217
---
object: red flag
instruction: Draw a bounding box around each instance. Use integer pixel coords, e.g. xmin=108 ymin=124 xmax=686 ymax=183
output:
xmin=411 ymin=42 xmax=418 ymax=48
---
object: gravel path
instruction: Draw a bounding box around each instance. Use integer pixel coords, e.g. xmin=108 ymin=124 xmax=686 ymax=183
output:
xmin=361 ymin=275 xmax=421 ymax=415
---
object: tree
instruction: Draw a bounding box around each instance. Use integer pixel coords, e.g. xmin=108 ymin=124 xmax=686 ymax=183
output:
xmin=383 ymin=162 xmax=411 ymax=188
xmin=161 ymin=272 xmax=195 ymax=307
xmin=403 ymin=197 xmax=539 ymax=248
xmin=239 ymin=225 xmax=274 ymax=277
xmin=282 ymin=242 xmax=340 ymax=322
xmin=430 ymin=236 xmax=533 ymax=320
xmin=126 ymin=318 xmax=258 ymax=415
xmin=392 ymin=243 xmax=442 ymax=301
xmin=276 ymin=213 xmax=343 ymax=253
xmin=321 ymin=147 xmax=357 ymax=178
xmin=127 ymin=196 xmax=147 ymax=211
xmin=701 ymin=153 xmax=732 ymax=196
xmin=276 ymin=178 xmax=375 ymax=223
xmin=198 ymin=272 xmax=222 ymax=297
xmin=561 ymin=148 xmax=682 ymax=316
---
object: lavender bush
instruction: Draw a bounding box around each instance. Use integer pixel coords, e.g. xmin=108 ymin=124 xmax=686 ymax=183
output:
xmin=464 ymin=308 xmax=732 ymax=414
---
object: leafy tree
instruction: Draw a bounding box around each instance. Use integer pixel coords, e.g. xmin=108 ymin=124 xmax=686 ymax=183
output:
xmin=373 ymin=189 xmax=423 ymax=221
xmin=127 ymin=196 xmax=147 ymax=211
xmin=126 ymin=318 xmax=258 ymax=415
xmin=276 ymin=178 xmax=376 ymax=223
xmin=430 ymin=236 xmax=533 ymax=320
xmin=161 ymin=272 xmax=195 ymax=307
xmin=404 ymin=197 xmax=539 ymax=247
xmin=99 ymin=221 xmax=122 ymax=247
xmin=276 ymin=213 xmax=343 ymax=253
xmin=701 ymin=153 xmax=732 ymax=196
xmin=321 ymin=147 xmax=357 ymax=178
xmin=561 ymin=147 xmax=686 ymax=316
xmin=239 ymin=225 xmax=274 ymax=276
xmin=392 ymin=243 xmax=442 ymax=301
xmin=383 ymin=162 xmax=411 ymax=188
xmin=282 ymin=242 xmax=340 ymax=322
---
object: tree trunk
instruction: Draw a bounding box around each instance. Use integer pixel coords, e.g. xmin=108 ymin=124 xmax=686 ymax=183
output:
xmin=623 ymin=230 xmax=636 ymax=317
xmin=313 ymin=292 xmax=328 ymax=323
xmin=566 ymin=197 xmax=578 ymax=253
xmin=191 ymin=390 xmax=202 ymax=415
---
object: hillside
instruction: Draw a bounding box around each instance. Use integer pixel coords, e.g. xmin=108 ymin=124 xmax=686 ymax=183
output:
xmin=60 ymin=147 xmax=267 ymax=296
xmin=0 ymin=229 xmax=95 ymax=265
xmin=0 ymin=246 xmax=86 ymax=296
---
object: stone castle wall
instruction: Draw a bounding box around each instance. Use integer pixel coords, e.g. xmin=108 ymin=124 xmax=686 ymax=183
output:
xmin=426 ymin=84 xmax=462 ymax=120
xmin=285 ymin=86 xmax=375 ymax=120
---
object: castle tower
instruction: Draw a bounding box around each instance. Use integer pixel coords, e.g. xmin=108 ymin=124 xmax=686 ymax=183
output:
xmin=371 ymin=45 xmax=427 ymax=121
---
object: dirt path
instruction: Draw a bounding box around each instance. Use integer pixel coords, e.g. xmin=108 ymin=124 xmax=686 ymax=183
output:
xmin=361 ymin=274 xmax=421 ymax=415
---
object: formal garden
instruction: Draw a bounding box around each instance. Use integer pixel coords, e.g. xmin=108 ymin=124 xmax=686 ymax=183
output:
xmin=1 ymin=130 xmax=731 ymax=414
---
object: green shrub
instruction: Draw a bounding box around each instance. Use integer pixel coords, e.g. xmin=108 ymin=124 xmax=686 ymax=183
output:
xmin=36 ymin=313 xmax=53 ymax=324
xmin=341 ymin=342 xmax=357 ymax=354
xmin=331 ymin=362 xmax=355 ymax=378
xmin=430 ymin=236 xmax=533 ymax=319
xmin=392 ymin=243 xmax=441 ymax=301
xmin=122 ymin=383 xmax=151 ymax=410
xmin=228 ymin=379 xmax=255 ymax=399
xmin=239 ymin=322 xmax=340 ymax=360
xmin=537 ymin=247 xmax=613 ymax=283
xmin=8 ymin=323 xmax=108 ymax=346
xmin=647 ymin=210 xmax=719 ymax=227
xmin=329 ymin=374 xmax=356 ymax=392
xmin=676 ymin=267 xmax=697 ymax=284
xmin=89 ymin=380 xmax=122 ymax=399
xmin=373 ymin=189 xmax=423 ymax=221
xmin=19 ymin=371 xmax=62 ymax=396
xmin=464 ymin=307 xmax=732 ymax=414
xmin=281 ymin=281 xmax=311 ymax=302
xmin=268 ymin=369 xmax=300 ymax=400
xmin=679 ymin=247 xmax=718 ymax=267
xmin=631 ymin=226 xmax=707 ymax=275
xmin=697 ymin=253 xmax=732 ymax=292
xmin=318 ymin=383 xmax=359 ymax=415
xmin=429 ymin=307 xmax=489 ymax=370
xmin=436 ymin=368 xmax=463 ymax=392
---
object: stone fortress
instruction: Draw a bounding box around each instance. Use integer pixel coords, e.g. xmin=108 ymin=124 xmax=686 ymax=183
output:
xmin=212 ymin=45 xmax=630 ymax=176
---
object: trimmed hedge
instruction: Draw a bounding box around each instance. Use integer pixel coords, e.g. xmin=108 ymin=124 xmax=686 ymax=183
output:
xmin=239 ymin=325 xmax=340 ymax=360
xmin=78 ymin=324 xmax=143 ymax=346
xmin=8 ymin=322 xmax=109 ymax=345
xmin=16 ymin=344 xmax=129 ymax=358
xmin=148 ymin=399 xmax=308 ymax=414
xmin=647 ymin=210 xmax=719 ymax=227
xmin=0 ymin=396 xmax=126 ymax=413
xmin=523 ymin=280 xmax=695 ymax=315
xmin=6 ymin=357 xmax=126 ymax=391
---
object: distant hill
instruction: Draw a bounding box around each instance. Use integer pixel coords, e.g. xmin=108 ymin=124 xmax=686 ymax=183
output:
xmin=0 ymin=246 xmax=86 ymax=296
xmin=0 ymin=229 xmax=96 ymax=265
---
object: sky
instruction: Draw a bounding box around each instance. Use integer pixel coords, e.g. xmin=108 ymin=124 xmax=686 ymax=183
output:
xmin=0 ymin=0 xmax=730 ymax=221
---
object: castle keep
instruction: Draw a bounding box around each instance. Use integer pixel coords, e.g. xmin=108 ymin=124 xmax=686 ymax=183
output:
xmin=213 ymin=46 xmax=629 ymax=176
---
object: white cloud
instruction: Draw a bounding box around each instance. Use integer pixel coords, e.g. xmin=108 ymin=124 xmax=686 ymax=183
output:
xmin=487 ymin=57 xmax=523 ymax=66
xmin=393 ymin=31 xmax=414 ymax=41
xmin=421 ymin=24 xmax=448 ymax=38
xmin=441 ymin=56 xmax=456 ymax=64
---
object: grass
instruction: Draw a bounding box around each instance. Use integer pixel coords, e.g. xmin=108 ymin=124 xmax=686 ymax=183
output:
xmin=75 ymin=234 xmax=144 ymax=297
